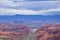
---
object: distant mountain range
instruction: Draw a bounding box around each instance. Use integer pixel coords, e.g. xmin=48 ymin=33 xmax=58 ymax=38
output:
xmin=0 ymin=15 xmax=60 ymax=27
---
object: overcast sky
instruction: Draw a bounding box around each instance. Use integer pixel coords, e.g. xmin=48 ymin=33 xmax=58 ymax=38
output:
xmin=0 ymin=0 xmax=60 ymax=15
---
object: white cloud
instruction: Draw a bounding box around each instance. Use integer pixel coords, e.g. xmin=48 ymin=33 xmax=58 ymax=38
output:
xmin=0 ymin=8 xmax=37 ymax=15
xmin=37 ymin=7 xmax=60 ymax=15
xmin=0 ymin=0 xmax=60 ymax=15
xmin=0 ymin=0 xmax=18 ymax=7
xmin=0 ymin=0 xmax=60 ymax=9
xmin=0 ymin=7 xmax=60 ymax=15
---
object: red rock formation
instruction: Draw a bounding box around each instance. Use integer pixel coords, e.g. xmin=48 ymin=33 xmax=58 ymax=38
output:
xmin=34 ymin=24 xmax=60 ymax=40
xmin=0 ymin=23 xmax=30 ymax=35
xmin=0 ymin=23 xmax=30 ymax=40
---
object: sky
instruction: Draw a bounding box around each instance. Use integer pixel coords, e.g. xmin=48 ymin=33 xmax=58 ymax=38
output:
xmin=0 ymin=0 xmax=60 ymax=15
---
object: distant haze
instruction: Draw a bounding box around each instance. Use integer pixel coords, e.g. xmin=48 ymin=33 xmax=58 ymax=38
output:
xmin=0 ymin=15 xmax=60 ymax=27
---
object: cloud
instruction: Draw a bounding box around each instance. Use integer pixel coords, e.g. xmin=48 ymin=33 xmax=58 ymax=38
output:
xmin=0 ymin=0 xmax=60 ymax=10
xmin=0 ymin=0 xmax=60 ymax=15
xmin=0 ymin=7 xmax=60 ymax=15
xmin=0 ymin=8 xmax=37 ymax=15
xmin=10 ymin=0 xmax=60 ymax=1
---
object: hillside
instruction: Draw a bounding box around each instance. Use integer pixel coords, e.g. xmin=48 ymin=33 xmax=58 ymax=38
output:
xmin=34 ymin=24 xmax=60 ymax=40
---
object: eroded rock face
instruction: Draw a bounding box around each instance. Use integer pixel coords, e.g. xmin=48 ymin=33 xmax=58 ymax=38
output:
xmin=0 ymin=23 xmax=30 ymax=40
xmin=0 ymin=23 xmax=30 ymax=36
xmin=34 ymin=24 xmax=60 ymax=40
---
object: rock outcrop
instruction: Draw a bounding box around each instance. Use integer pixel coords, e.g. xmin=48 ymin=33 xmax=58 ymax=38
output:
xmin=34 ymin=24 xmax=60 ymax=40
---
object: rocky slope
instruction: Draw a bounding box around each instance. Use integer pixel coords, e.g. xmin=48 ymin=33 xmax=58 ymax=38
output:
xmin=0 ymin=23 xmax=30 ymax=40
xmin=34 ymin=24 xmax=60 ymax=40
